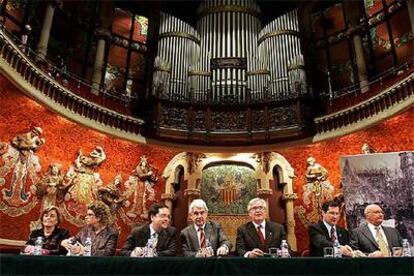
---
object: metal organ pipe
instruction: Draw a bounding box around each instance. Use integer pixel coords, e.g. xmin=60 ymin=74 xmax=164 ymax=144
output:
xmin=153 ymin=2 xmax=306 ymax=103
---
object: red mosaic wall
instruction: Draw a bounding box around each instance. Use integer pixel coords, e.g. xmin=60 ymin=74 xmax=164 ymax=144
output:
xmin=1 ymin=74 xmax=413 ymax=253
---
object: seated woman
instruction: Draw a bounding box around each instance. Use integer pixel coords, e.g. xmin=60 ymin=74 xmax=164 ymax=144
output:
xmin=61 ymin=201 xmax=118 ymax=256
xmin=23 ymin=206 xmax=70 ymax=255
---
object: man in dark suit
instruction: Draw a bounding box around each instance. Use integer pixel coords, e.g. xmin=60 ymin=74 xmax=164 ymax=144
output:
xmin=350 ymin=204 xmax=402 ymax=257
xmin=180 ymin=199 xmax=232 ymax=257
xmin=308 ymin=200 xmax=353 ymax=257
xmin=121 ymin=202 xmax=177 ymax=257
xmin=236 ymin=198 xmax=288 ymax=258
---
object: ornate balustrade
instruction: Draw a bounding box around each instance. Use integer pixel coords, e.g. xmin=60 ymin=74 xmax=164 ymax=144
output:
xmin=0 ymin=28 xmax=145 ymax=142
xmin=146 ymin=94 xmax=313 ymax=146
xmin=314 ymin=71 xmax=414 ymax=141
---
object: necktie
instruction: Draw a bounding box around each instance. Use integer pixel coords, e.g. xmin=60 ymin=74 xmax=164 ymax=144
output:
xmin=330 ymin=227 xmax=337 ymax=242
xmin=152 ymin=232 xmax=158 ymax=248
xmin=198 ymin=227 xmax=206 ymax=248
xmin=375 ymin=227 xmax=389 ymax=257
xmin=257 ymin=225 xmax=266 ymax=251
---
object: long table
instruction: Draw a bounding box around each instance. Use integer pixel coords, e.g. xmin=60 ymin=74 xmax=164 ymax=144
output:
xmin=0 ymin=254 xmax=413 ymax=276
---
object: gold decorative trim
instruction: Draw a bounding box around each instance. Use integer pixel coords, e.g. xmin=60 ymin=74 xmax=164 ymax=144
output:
xmin=258 ymin=30 xmax=301 ymax=44
xmin=188 ymin=71 xmax=211 ymax=77
xmin=246 ymin=70 xmax=270 ymax=76
xmin=287 ymin=64 xmax=305 ymax=71
xmin=0 ymin=238 xmax=26 ymax=246
xmin=158 ymin=32 xmax=200 ymax=44
xmin=198 ymin=5 xmax=261 ymax=18
xmin=154 ymin=66 xmax=171 ymax=73
xmin=184 ymin=188 xmax=201 ymax=197
xmin=283 ymin=192 xmax=298 ymax=201
xmin=0 ymin=199 xmax=38 ymax=217
xmin=257 ymin=188 xmax=272 ymax=197
xmin=161 ymin=193 xmax=175 ymax=201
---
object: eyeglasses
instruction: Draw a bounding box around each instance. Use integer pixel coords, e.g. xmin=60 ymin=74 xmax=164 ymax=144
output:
xmin=86 ymin=213 xmax=96 ymax=217
xmin=249 ymin=206 xmax=265 ymax=211
xmin=156 ymin=213 xmax=171 ymax=219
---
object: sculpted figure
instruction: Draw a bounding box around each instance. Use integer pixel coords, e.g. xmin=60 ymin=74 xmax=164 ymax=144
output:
xmin=64 ymin=146 xmax=106 ymax=215
xmin=32 ymin=164 xmax=70 ymax=211
xmin=126 ymin=155 xmax=158 ymax=219
xmin=303 ymin=157 xmax=334 ymax=222
xmin=11 ymin=126 xmax=45 ymax=157
xmin=1 ymin=127 xmax=43 ymax=205
xmin=98 ymin=174 xmax=127 ymax=214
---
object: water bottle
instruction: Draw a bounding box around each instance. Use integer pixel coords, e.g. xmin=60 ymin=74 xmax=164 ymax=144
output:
xmin=280 ymin=240 xmax=290 ymax=258
xmin=34 ymin=237 xmax=43 ymax=256
xmin=333 ymin=240 xmax=342 ymax=258
xmin=402 ymin=239 xmax=412 ymax=257
xmin=205 ymin=239 xmax=214 ymax=257
xmin=83 ymin=237 xmax=92 ymax=257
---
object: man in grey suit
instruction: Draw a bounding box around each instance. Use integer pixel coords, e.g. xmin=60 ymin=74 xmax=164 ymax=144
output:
xmin=350 ymin=204 xmax=402 ymax=257
xmin=121 ymin=202 xmax=177 ymax=257
xmin=236 ymin=198 xmax=288 ymax=258
xmin=180 ymin=199 xmax=232 ymax=257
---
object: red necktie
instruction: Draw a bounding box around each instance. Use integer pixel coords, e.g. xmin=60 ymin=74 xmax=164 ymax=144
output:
xmin=330 ymin=227 xmax=337 ymax=242
xmin=198 ymin=227 xmax=206 ymax=248
xmin=257 ymin=225 xmax=266 ymax=251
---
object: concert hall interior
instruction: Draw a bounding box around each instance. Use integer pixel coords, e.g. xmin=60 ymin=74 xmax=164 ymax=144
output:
xmin=0 ymin=0 xmax=413 ymax=267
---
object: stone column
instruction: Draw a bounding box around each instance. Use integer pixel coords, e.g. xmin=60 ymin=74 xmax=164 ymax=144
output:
xmin=36 ymin=0 xmax=60 ymax=59
xmin=407 ymin=0 xmax=414 ymax=37
xmin=344 ymin=1 xmax=369 ymax=93
xmin=283 ymin=189 xmax=298 ymax=252
xmin=161 ymin=193 xmax=175 ymax=221
xmin=91 ymin=2 xmax=114 ymax=95
xmin=91 ymin=30 xmax=110 ymax=94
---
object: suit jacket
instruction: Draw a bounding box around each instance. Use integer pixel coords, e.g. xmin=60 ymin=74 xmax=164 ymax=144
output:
xmin=350 ymin=223 xmax=402 ymax=255
xmin=180 ymin=220 xmax=232 ymax=257
xmin=308 ymin=220 xmax=350 ymax=257
xmin=236 ymin=220 xmax=287 ymax=256
xmin=120 ymin=223 xmax=177 ymax=256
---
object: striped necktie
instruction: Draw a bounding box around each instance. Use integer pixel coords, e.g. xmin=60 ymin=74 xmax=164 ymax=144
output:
xmin=330 ymin=226 xmax=337 ymax=242
xmin=198 ymin=227 xmax=206 ymax=248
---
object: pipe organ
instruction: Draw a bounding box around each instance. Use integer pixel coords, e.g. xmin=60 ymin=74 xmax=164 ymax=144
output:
xmin=153 ymin=0 xmax=307 ymax=104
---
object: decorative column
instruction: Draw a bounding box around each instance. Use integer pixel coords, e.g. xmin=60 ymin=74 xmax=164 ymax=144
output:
xmin=91 ymin=2 xmax=114 ymax=95
xmin=344 ymin=1 xmax=369 ymax=93
xmin=91 ymin=30 xmax=111 ymax=94
xmin=282 ymin=184 xmax=298 ymax=251
xmin=161 ymin=193 xmax=175 ymax=216
xmin=407 ymin=0 xmax=414 ymax=37
xmin=36 ymin=0 xmax=60 ymax=59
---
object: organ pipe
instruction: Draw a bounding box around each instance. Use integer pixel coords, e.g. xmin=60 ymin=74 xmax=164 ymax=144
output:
xmin=153 ymin=1 xmax=306 ymax=103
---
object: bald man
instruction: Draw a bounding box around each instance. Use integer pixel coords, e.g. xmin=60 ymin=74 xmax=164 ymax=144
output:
xmin=350 ymin=204 xmax=402 ymax=257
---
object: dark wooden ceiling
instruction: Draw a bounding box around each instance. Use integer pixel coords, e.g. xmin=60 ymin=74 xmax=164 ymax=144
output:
xmin=115 ymin=0 xmax=300 ymax=26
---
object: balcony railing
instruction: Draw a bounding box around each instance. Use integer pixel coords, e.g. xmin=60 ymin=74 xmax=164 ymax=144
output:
xmin=0 ymin=27 xmax=145 ymax=140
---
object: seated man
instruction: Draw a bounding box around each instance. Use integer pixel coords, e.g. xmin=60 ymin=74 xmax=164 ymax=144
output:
xmin=120 ymin=202 xmax=177 ymax=257
xmin=308 ymin=200 xmax=353 ymax=257
xmin=180 ymin=199 xmax=232 ymax=257
xmin=350 ymin=204 xmax=402 ymax=257
xmin=236 ymin=198 xmax=288 ymax=258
